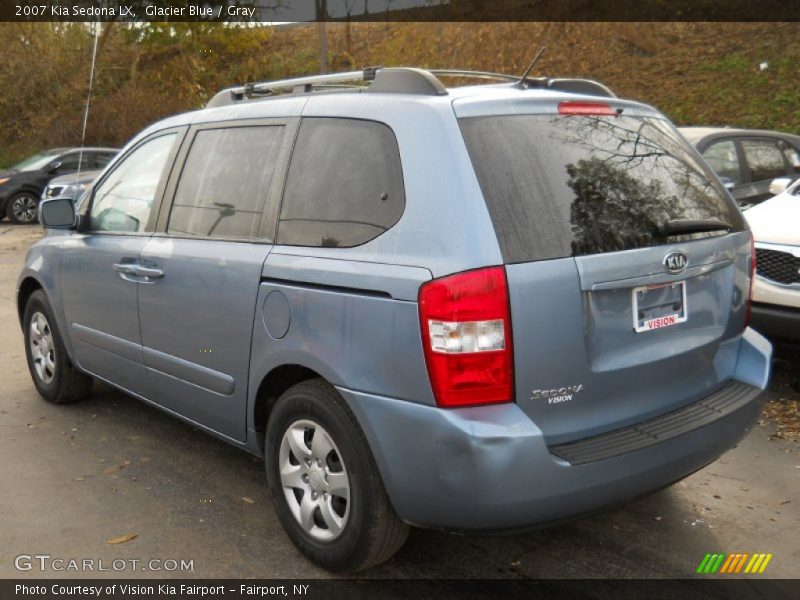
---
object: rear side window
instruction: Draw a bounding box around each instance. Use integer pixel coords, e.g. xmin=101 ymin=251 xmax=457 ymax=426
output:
xmin=277 ymin=118 xmax=404 ymax=248
xmin=168 ymin=126 xmax=284 ymax=240
xmin=741 ymin=139 xmax=788 ymax=183
xmin=93 ymin=152 xmax=116 ymax=169
xmin=459 ymin=114 xmax=745 ymax=263
xmin=779 ymin=140 xmax=800 ymax=175
xmin=702 ymin=140 xmax=741 ymax=184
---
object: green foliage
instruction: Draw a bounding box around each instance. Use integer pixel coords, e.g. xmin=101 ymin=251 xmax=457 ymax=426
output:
xmin=0 ymin=22 xmax=798 ymax=167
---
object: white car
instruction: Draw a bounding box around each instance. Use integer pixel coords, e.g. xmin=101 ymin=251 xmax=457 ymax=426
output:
xmin=744 ymin=177 xmax=800 ymax=339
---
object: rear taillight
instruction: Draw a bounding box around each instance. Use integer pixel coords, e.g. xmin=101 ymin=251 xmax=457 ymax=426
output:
xmin=558 ymin=101 xmax=617 ymax=116
xmin=418 ymin=267 xmax=514 ymax=408
xmin=744 ymin=232 xmax=756 ymax=328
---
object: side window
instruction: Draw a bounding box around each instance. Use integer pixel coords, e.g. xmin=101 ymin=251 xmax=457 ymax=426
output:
xmin=702 ymin=140 xmax=741 ymax=184
xmin=277 ymin=118 xmax=405 ymax=248
xmin=167 ymin=126 xmax=284 ymax=240
xmin=89 ymin=133 xmax=177 ymax=233
xmin=53 ymin=153 xmax=81 ymax=173
xmin=741 ymin=138 xmax=788 ymax=182
xmin=93 ymin=152 xmax=117 ymax=169
xmin=778 ymin=140 xmax=800 ymax=175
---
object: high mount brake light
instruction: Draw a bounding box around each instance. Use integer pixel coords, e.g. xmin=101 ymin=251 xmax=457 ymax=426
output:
xmin=557 ymin=101 xmax=618 ymax=116
xmin=418 ymin=267 xmax=514 ymax=408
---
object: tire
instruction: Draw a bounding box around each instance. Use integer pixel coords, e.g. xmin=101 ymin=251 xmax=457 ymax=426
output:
xmin=7 ymin=192 xmax=40 ymax=224
xmin=23 ymin=289 xmax=92 ymax=404
xmin=265 ymin=378 xmax=409 ymax=572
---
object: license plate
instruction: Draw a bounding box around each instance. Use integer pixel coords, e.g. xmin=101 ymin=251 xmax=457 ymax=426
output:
xmin=632 ymin=281 xmax=687 ymax=333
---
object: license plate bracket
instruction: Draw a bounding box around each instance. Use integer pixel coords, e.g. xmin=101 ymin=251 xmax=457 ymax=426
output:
xmin=632 ymin=281 xmax=687 ymax=333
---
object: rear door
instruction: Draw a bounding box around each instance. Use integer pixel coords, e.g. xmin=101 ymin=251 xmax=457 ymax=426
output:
xmin=136 ymin=119 xmax=296 ymax=442
xmin=738 ymin=137 xmax=795 ymax=206
xmin=61 ymin=130 xmax=184 ymax=395
xmin=458 ymin=108 xmax=751 ymax=445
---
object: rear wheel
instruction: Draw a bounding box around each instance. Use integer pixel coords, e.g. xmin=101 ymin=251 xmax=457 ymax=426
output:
xmin=7 ymin=192 xmax=39 ymax=224
xmin=265 ymin=379 xmax=408 ymax=572
xmin=23 ymin=290 xmax=92 ymax=404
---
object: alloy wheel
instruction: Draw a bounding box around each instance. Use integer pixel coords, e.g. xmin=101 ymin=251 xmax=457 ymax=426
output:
xmin=279 ymin=419 xmax=351 ymax=541
xmin=12 ymin=194 xmax=38 ymax=223
xmin=29 ymin=311 xmax=56 ymax=384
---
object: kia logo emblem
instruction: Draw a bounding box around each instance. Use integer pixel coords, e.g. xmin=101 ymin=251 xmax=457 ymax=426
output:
xmin=663 ymin=251 xmax=688 ymax=274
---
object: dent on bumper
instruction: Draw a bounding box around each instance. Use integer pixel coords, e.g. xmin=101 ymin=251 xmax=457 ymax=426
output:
xmin=339 ymin=329 xmax=772 ymax=532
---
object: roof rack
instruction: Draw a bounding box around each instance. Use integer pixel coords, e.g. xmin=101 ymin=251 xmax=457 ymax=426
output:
xmin=205 ymin=67 xmax=615 ymax=108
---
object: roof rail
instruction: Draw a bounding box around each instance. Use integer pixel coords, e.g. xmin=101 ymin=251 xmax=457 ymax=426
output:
xmin=429 ymin=70 xmax=615 ymax=97
xmin=205 ymin=67 xmax=614 ymax=108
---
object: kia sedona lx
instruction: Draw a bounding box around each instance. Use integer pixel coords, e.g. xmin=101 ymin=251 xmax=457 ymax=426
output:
xmin=19 ymin=67 xmax=772 ymax=572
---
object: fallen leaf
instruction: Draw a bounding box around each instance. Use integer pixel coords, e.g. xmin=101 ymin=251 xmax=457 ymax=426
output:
xmin=241 ymin=497 xmax=255 ymax=504
xmin=778 ymin=499 xmax=791 ymax=505
xmin=104 ymin=461 xmax=130 ymax=475
xmin=107 ymin=533 xmax=138 ymax=545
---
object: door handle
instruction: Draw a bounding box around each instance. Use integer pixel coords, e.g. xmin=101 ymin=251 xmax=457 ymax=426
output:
xmin=131 ymin=266 xmax=164 ymax=279
xmin=113 ymin=263 xmax=136 ymax=274
xmin=113 ymin=263 xmax=164 ymax=281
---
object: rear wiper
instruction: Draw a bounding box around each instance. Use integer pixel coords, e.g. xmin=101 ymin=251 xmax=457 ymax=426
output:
xmin=659 ymin=219 xmax=731 ymax=236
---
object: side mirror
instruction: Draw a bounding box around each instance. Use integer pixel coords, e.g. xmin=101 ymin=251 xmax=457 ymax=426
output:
xmin=39 ymin=197 xmax=76 ymax=229
xmin=48 ymin=161 xmax=62 ymax=174
xmin=768 ymin=177 xmax=792 ymax=196
xmin=719 ymin=176 xmax=736 ymax=190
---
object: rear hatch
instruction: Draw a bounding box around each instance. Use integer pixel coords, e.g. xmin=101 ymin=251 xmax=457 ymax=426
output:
xmin=457 ymin=98 xmax=751 ymax=444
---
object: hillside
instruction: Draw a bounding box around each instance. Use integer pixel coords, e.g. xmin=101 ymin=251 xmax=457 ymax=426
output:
xmin=0 ymin=21 xmax=798 ymax=166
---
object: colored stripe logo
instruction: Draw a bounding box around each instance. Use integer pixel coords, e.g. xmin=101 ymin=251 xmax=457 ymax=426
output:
xmin=696 ymin=553 xmax=773 ymax=574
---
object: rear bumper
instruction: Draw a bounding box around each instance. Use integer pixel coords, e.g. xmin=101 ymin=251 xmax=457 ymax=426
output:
xmin=340 ymin=328 xmax=771 ymax=531
xmin=750 ymin=302 xmax=800 ymax=341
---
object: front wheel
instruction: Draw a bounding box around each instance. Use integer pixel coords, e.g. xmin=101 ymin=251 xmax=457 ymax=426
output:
xmin=23 ymin=290 xmax=92 ymax=404
xmin=7 ymin=192 xmax=40 ymax=224
xmin=265 ymin=379 xmax=408 ymax=572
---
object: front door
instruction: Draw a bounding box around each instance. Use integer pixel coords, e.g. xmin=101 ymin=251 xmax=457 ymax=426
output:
xmin=60 ymin=131 xmax=183 ymax=396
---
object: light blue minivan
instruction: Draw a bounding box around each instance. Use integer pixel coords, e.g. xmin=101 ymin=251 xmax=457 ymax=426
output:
xmin=18 ymin=68 xmax=771 ymax=572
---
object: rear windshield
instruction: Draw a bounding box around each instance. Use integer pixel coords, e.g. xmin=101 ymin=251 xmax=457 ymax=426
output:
xmin=459 ymin=114 xmax=745 ymax=263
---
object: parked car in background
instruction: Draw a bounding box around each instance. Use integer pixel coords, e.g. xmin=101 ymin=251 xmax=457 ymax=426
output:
xmin=20 ymin=67 xmax=771 ymax=572
xmin=42 ymin=169 xmax=102 ymax=204
xmin=0 ymin=147 xmax=117 ymax=224
xmin=679 ymin=127 xmax=800 ymax=209
xmin=744 ymin=177 xmax=800 ymax=340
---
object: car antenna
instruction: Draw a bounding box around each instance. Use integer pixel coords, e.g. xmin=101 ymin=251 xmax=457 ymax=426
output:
xmin=516 ymin=46 xmax=546 ymax=89
xmin=77 ymin=21 xmax=100 ymax=182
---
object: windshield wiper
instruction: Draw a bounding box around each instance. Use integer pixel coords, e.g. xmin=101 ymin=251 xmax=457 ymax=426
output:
xmin=659 ymin=218 xmax=731 ymax=236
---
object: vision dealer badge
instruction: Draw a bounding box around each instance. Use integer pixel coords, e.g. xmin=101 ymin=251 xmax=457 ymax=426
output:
xmin=532 ymin=384 xmax=584 ymax=404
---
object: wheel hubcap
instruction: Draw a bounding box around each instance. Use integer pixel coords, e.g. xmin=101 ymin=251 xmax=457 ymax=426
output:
xmin=12 ymin=195 xmax=38 ymax=223
xmin=29 ymin=312 xmax=56 ymax=384
xmin=279 ymin=419 xmax=350 ymax=541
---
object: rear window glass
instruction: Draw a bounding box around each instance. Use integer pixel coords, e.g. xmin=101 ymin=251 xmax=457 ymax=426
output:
xmin=460 ymin=114 xmax=745 ymax=263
